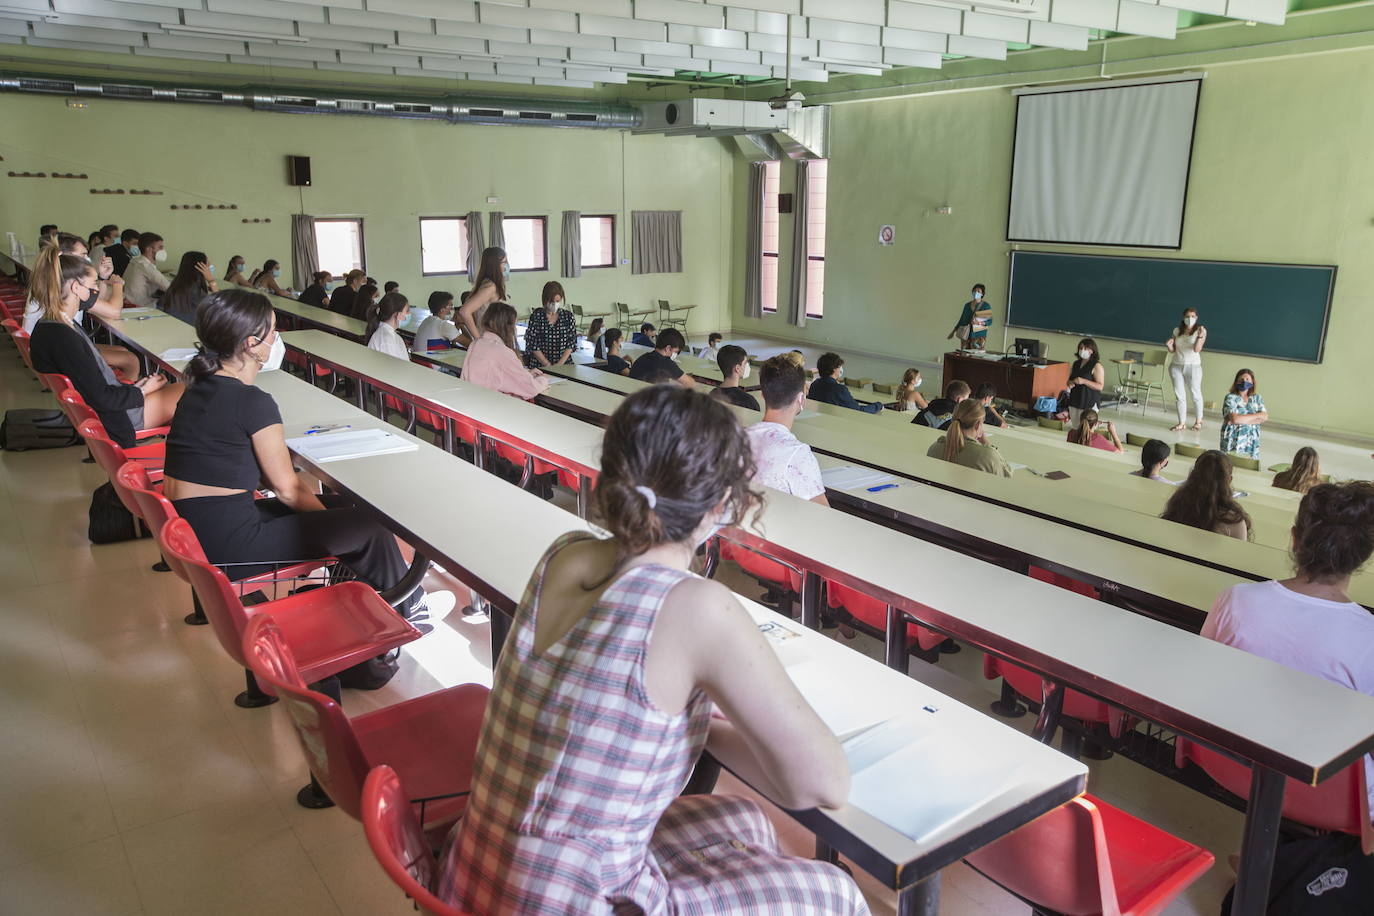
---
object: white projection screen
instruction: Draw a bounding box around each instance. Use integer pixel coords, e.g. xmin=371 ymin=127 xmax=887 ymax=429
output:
xmin=1007 ymin=77 xmax=1203 ymax=249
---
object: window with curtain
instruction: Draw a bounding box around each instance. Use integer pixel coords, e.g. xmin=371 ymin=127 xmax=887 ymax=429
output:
xmin=503 ymin=216 xmax=548 ymax=272
xmin=579 ymin=215 xmax=616 ymax=269
xmin=419 ymin=217 xmax=470 ymax=276
xmin=761 ymin=160 xmax=780 ymax=314
xmin=805 ymin=159 xmax=828 ymax=319
xmin=313 ymin=218 xmax=364 ymax=276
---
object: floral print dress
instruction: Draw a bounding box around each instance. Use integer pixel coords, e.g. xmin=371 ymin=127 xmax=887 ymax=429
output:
xmin=1220 ymin=392 xmax=1265 ymax=459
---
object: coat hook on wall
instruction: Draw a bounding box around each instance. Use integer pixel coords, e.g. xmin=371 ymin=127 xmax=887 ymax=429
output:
xmin=7 ymin=171 xmax=46 ymax=178
xmin=51 ymin=172 xmax=88 ymax=179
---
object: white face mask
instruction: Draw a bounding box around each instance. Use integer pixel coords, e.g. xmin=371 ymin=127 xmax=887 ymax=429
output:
xmin=1079 ymin=349 xmax=1092 ymax=360
xmin=913 ymin=378 xmax=922 ymax=388
xmin=258 ymin=333 xmax=286 ymax=372
xmin=1184 ymin=315 xmax=1197 ymax=326
xmin=973 ymin=291 xmax=983 ymax=300
xmin=741 ymin=363 xmax=751 ymax=381
xmin=154 ymin=249 xmax=167 ymax=263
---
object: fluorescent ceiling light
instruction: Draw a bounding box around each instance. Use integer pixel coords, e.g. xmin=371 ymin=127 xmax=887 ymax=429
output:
xmin=167 ymin=24 xmax=308 ymax=44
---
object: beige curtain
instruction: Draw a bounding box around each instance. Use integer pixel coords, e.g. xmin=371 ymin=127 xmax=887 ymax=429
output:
xmin=743 ymin=162 xmax=765 ymax=319
xmin=561 ymin=210 xmax=582 ymax=278
xmin=488 ymin=211 xmax=505 ymax=253
xmin=786 ymin=160 xmax=811 ymax=328
xmin=631 ymin=210 xmax=682 ymax=275
xmin=465 ymin=211 xmax=484 ymax=276
xmin=289 ymin=213 xmax=318 ymax=291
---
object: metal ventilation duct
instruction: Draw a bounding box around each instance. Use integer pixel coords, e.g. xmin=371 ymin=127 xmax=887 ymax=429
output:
xmin=0 ymin=75 xmax=641 ymax=129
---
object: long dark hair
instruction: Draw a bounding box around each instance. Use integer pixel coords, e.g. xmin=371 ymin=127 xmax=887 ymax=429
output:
xmin=1292 ymin=482 xmax=1374 ymax=581
xmin=186 ymin=289 xmax=273 ymax=384
xmin=366 ymin=292 xmax=408 ymax=340
xmin=481 ymin=301 xmax=518 ymax=350
xmin=226 ymin=255 xmax=245 ymax=276
xmin=594 ymin=385 xmax=760 ymax=576
xmin=164 ymin=250 xmax=209 ymax=316
xmin=1229 ymin=368 xmax=1258 ymax=397
xmin=350 ymin=283 xmax=378 ymax=321
xmin=472 ymin=246 xmax=507 ymax=301
xmin=1075 ymin=337 xmax=1099 ymax=366
xmin=1162 ymin=450 xmax=1252 ymax=539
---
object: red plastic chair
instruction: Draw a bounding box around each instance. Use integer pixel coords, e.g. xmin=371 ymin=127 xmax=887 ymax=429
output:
xmin=242 ymin=614 xmax=488 ymax=823
xmin=76 ymin=419 xmax=164 ymax=495
xmin=362 ymin=765 xmax=474 ymax=916
xmin=824 ymin=579 xmax=945 ymax=662
xmin=964 ymin=794 xmax=1214 ymax=916
xmin=718 ymin=539 xmax=803 ymax=617
xmin=1176 ymin=738 xmax=1372 ymax=855
xmin=157 ymin=517 xmax=421 ymax=707
xmin=60 ymin=388 xmax=168 ymax=441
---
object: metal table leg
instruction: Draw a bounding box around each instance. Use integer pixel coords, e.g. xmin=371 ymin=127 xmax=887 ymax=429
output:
xmin=489 ymin=602 xmax=511 ymax=661
xmin=896 ymin=874 xmax=940 ymax=916
xmin=800 ymin=570 xmax=821 ymax=630
xmin=576 ymin=475 xmax=591 ymax=518
xmin=1230 ymin=767 xmax=1286 ymax=916
xmin=884 ymin=605 xmax=907 ymax=673
xmin=442 ymin=417 xmax=455 ymax=454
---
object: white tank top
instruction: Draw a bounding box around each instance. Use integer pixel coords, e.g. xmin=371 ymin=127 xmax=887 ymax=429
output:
xmin=1172 ymin=329 xmax=1203 ymax=367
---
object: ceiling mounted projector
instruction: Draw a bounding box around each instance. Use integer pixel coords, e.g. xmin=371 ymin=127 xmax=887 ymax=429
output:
xmin=768 ymin=88 xmax=806 ymax=111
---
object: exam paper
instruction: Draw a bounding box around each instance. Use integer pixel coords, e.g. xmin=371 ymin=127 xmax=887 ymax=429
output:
xmin=158 ymin=347 xmax=199 ymax=362
xmin=820 ymin=465 xmax=898 ymax=491
xmin=286 ymin=428 xmax=419 ymax=463
xmin=785 ymin=657 xmax=910 ymax=739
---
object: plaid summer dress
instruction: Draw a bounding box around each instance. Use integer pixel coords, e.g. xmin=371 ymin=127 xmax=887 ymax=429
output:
xmin=439 ymin=532 xmax=869 ymax=915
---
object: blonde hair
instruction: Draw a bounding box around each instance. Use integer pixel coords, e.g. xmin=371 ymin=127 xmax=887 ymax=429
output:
xmin=29 ymin=245 xmax=95 ymax=323
xmin=1071 ymin=409 xmax=1100 ymax=448
xmin=943 ymin=399 xmax=985 ymax=463
xmin=896 ymin=368 xmax=921 ymax=404
xmin=1274 ymin=446 xmax=1323 ymax=495
xmin=785 ymin=350 xmax=805 ymax=368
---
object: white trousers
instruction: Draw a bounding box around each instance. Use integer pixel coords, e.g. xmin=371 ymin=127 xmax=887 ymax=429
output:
xmin=1170 ymin=362 xmax=1204 ymax=425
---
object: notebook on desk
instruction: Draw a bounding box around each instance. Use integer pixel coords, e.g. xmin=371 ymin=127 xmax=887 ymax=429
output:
xmin=285 ymin=428 xmax=418 ymax=463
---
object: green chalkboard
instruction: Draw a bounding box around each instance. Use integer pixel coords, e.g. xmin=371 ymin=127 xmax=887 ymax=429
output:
xmin=1006 ymin=251 xmax=1336 ymax=363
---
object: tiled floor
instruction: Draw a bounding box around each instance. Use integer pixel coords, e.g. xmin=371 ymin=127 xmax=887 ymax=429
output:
xmin=0 ymin=338 xmax=1274 ymax=916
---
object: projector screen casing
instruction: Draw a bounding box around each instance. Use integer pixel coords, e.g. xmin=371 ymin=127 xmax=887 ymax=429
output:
xmin=1006 ymin=79 xmax=1203 ymax=249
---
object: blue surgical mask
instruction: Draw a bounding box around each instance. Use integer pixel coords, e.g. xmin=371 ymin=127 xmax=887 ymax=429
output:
xmin=1239 ymin=380 xmax=1253 ymax=391
xmin=272 ymin=268 xmax=280 ymax=278
xmin=128 ymin=244 xmax=140 ymax=255
xmin=973 ymin=291 xmax=983 ymax=300
xmin=501 ymin=263 xmax=510 ymax=280
xmin=208 ymin=264 xmax=215 ymax=274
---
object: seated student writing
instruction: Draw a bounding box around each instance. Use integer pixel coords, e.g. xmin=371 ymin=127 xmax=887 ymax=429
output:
xmin=409 ymin=291 xmax=460 ymax=354
xmin=927 ymin=399 xmax=1013 ymax=478
xmin=1066 ymin=409 xmax=1123 ymax=453
xmin=1161 ymin=449 xmax=1252 ymax=541
xmin=893 ymin=368 xmax=928 ymax=412
xmin=463 ymin=302 xmax=551 ymax=401
xmin=1273 ymin=446 xmax=1323 ymax=494
xmin=808 ymin=352 xmax=882 ymax=414
xmin=1203 ymin=480 xmax=1374 ymax=813
xmin=22 ymin=232 xmax=138 ymax=381
xmin=974 ymin=382 xmax=1005 ymax=428
xmin=711 ymin=345 xmax=760 ymax=411
xmin=162 ymin=289 xmax=424 ymax=635
xmin=699 ymin=331 xmax=724 ymax=361
xmin=913 ymin=380 xmax=969 ymax=430
xmin=297 ymin=271 xmax=332 ymax=308
xmin=28 ymin=247 xmax=183 ymax=448
xmin=329 ymin=269 xmax=365 ymax=317
xmin=601 ymin=328 xmax=630 ymax=375
xmin=438 ymin=385 xmax=865 ymax=913
xmin=747 ymin=355 xmax=828 ymax=506
xmin=631 ymin=322 xmax=656 ymax=348
xmin=365 ymin=293 xmax=410 ymax=359
xmin=628 ymin=328 xmax=695 ymax=388
xmin=1133 ymin=439 xmax=1176 ymax=484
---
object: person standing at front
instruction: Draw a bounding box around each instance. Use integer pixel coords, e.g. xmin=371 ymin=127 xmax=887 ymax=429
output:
xmin=1166 ymin=308 xmax=1206 ymax=431
xmin=948 ymin=283 xmax=993 ymax=350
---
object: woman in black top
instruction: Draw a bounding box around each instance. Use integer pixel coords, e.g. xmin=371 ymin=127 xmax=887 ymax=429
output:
xmin=28 ymin=248 xmax=183 ymax=447
xmin=162 ymin=289 xmax=422 ymax=616
xmin=163 ymin=250 xmax=218 ymax=324
xmin=350 ymin=283 xmax=379 ymax=322
xmin=602 ymin=328 xmax=630 ymax=375
xmin=297 ymin=271 xmax=331 ymax=308
xmin=1065 ymin=337 xmax=1105 ymax=426
xmin=525 ymin=281 xmax=578 ymax=369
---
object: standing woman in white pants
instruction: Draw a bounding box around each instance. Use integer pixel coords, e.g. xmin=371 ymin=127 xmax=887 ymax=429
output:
xmin=1166 ymin=307 xmax=1206 ymax=431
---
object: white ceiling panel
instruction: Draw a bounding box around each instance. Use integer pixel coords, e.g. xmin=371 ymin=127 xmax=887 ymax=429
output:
xmin=31 ymin=22 xmax=146 ymax=43
xmin=1116 ymin=0 xmax=1176 ymax=37
xmin=208 ymin=0 xmax=327 ymax=22
xmin=636 ymin=0 xmax=726 ymax=30
xmin=724 ymin=8 xmax=757 ymax=31
xmin=328 ymin=6 xmax=433 ymax=31
xmin=882 ymin=46 xmax=942 ymax=67
xmin=0 ymin=0 xmax=55 ymax=10
xmin=532 ymin=0 xmax=631 ymax=14
xmin=815 ymin=38 xmax=884 ymax=63
xmin=806 ymin=17 xmax=880 ymax=43
xmin=496 ymin=61 xmax=566 ymax=77
xmin=712 ymin=58 xmax=770 ymax=74
xmin=371 ymin=0 xmax=476 ymax=19
xmin=530 ymin=27 xmax=615 ymax=48
xmin=564 ymin=65 xmax=631 ymax=82
xmin=946 ymin=33 xmax=1007 ymax=59
xmin=51 ymin=0 xmax=181 ymax=24
xmin=230 ymin=53 xmax=318 ymax=67
xmin=887 ymin=1 xmax=962 ymax=35
xmin=27 ymin=37 xmax=138 ymax=52
xmin=470 ymin=74 xmax=536 ymax=85
xmin=748 ymin=32 xmax=818 ymax=54
xmin=579 ymin=13 xmax=665 ymax=41
xmin=1027 ymin=18 xmax=1088 ymax=49
xmin=339 ymin=49 xmax=421 ymax=66
xmin=613 ymin=36 xmax=691 ymax=55
xmin=1158 ymin=0 xmax=1226 ymax=15
xmin=962 ymin=11 xmax=1029 ymax=43
xmin=803 ymin=0 xmax=884 ymax=25
xmin=535 ymin=77 xmax=597 ymax=87
xmin=642 ymin=52 xmax=712 ymax=68
xmin=316 ymin=61 xmax=398 ymax=73
xmin=245 ymin=40 xmax=339 ymax=60
xmin=693 ymin=43 xmax=758 ymax=62
xmin=881 ymin=26 xmax=947 ymax=51
xmin=391 ymin=30 xmax=485 ymax=51
xmin=567 ymin=46 xmax=643 ymax=66
xmin=44 ymin=13 xmax=161 ymax=33
xmin=289 ymin=36 xmax=376 ymax=50
xmin=132 ymin=46 xmax=230 ymax=61
xmin=668 ymin=23 xmax=747 ymax=47
xmin=186 ymin=10 xmax=305 ymax=34
xmin=1226 ymin=0 xmax=1285 ymax=24
xmin=146 ymin=33 xmax=248 ymax=52
xmin=769 ymin=64 xmax=828 ymax=81
xmin=478 ymin=4 xmax=574 ymax=30
xmin=0 ymin=19 xmax=28 ymax=35
xmin=1051 ymin=0 xmax=1120 ymax=30
xmin=713 ymin=0 xmax=799 ymax=14
xmin=488 ymin=38 xmax=568 ymax=56
xmin=433 ymin=19 xmax=527 ymax=41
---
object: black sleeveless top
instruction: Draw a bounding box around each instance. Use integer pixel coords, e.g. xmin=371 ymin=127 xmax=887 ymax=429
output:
xmin=1067 ymin=356 xmax=1101 ymax=410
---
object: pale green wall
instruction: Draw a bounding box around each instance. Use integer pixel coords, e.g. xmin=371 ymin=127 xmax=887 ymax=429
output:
xmin=733 ymin=48 xmax=1374 ymax=438
xmin=0 ymin=93 xmax=734 ymax=333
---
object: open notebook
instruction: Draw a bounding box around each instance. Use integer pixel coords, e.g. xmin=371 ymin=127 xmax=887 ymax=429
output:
xmin=285 ymin=428 xmax=418 ymax=463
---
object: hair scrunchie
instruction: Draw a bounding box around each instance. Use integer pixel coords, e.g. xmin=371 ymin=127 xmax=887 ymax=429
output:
xmin=634 ymin=485 xmax=657 ymax=509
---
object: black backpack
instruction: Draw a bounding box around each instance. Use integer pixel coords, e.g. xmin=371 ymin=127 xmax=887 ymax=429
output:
xmin=88 ymin=482 xmax=149 ymax=544
xmin=0 ymin=408 xmax=80 ymax=450
xmin=1221 ymin=834 xmax=1374 ymax=916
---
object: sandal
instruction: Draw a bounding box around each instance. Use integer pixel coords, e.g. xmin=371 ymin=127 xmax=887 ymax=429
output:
xmin=1191 ymin=421 xmax=1203 ymax=431
xmin=1169 ymin=424 xmax=1185 ymax=432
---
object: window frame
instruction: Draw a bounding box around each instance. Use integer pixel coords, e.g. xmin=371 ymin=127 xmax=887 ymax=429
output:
xmin=578 ymin=213 xmax=617 ymax=270
xmin=804 ymin=159 xmax=828 ymax=320
xmin=760 ymin=160 xmax=780 ymax=314
xmin=418 ymin=216 xmax=470 ymax=277
xmin=502 ymin=215 xmax=549 ymax=273
xmin=313 ymin=217 xmax=366 ymax=276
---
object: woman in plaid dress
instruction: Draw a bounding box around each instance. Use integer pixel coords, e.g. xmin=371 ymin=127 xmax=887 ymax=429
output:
xmin=440 ymin=385 xmax=868 ymax=915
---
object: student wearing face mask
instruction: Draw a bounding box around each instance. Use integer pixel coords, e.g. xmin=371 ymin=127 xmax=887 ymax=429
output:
xmin=457 ymin=247 xmax=510 ymax=345
xmin=893 ymin=368 xmax=928 ymax=412
xmin=710 ymin=345 xmax=760 ymax=411
xmin=410 ymin=291 xmax=460 ymax=354
xmin=1065 ymin=338 xmax=1105 ymax=426
xmin=24 ymin=233 xmax=139 ymax=379
xmin=1220 ymin=368 xmax=1267 ymax=460
xmin=365 ymin=292 xmax=411 ymax=360
xmin=251 ymin=259 xmax=292 ymax=298
xmin=162 ymin=251 xmax=219 ymax=325
xmin=747 ymin=355 xmax=828 ymax=506
xmin=122 ymin=232 xmax=171 ymax=307
xmin=162 ymin=288 xmax=425 ymax=622
xmin=808 ymin=352 xmax=882 ymax=414
xmin=223 ymin=255 xmax=250 ymax=288
xmin=628 ymin=328 xmax=695 ymax=388
xmin=948 ymin=283 xmax=993 ymax=350
xmin=298 ymin=271 xmax=332 ymax=308
xmin=601 ymin=328 xmax=630 ymax=375
xmin=1166 ymin=307 xmax=1207 ymax=431
xmin=525 ymin=281 xmax=578 ymax=368
xmin=89 ymin=224 xmax=119 ymax=264
xmin=108 ymin=229 xmax=141 ymax=277
xmin=329 ymin=269 xmax=366 ymax=317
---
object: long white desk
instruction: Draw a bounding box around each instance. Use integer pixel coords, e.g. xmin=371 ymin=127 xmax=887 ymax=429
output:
xmin=269 ymin=293 xmax=367 ymax=341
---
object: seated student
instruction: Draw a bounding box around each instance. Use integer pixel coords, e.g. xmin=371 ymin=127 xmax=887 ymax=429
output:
xmin=162 ymin=251 xmax=218 ymax=324
xmin=383 ymin=281 xmax=400 ymax=296
xmin=251 ymin=259 xmax=292 ymax=298
xmin=602 ymin=328 xmax=630 ymax=375
xmin=913 ymin=380 xmax=969 ymax=429
xmin=631 ymin=322 xmax=656 ymax=348
xmin=297 ymin=271 xmax=332 ymax=308
xmin=786 ymin=349 xmax=806 ymax=368
xmin=462 ymin=302 xmax=551 ymax=400
xmin=587 ymin=317 xmax=606 ymax=359
xmin=438 ymin=384 xmax=864 ymax=913
xmin=28 ymin=248 xmax=183 ymax=448
xmin=927 ymin=399 xmax=1012 ymax=478
xmin=628 ymin=328 xmax=695 ymax=388
xmin=1202 ymin=480 xmax=1374 ymax=812
xmin=122 ymin=232 xmax=170 ymax=307
xmin=223 ymin=255 xmax=251 ymax=288
xmin=22 ymin=233 xmax=139 ymax=380
xmin=1273 ymin=446 xmax=1323 ymax=494
xmin=699 ymin=331 xmax=724 ymax=361
xmin=365 ymin=292 xmax=410 ymax=359
xmin=350 ymin=282 xmax=379 ymax=322
xmin=893 ymin=368 xmax=928 ymax=412
xmin=1132 ymin=438 xmax=1176 ymax=484
xmin=89 ymin=224 xmax=119 ymax=264
xmin=163 ymin=288 xmax=423 ymax=630
xmin=1162 ymin=449 xmax=1252 ymax=541
xmin=409 ymin=291 xmax=460 ymax=354
xmin=108 ymin=228 xmax=140 ymax=277
xmin=329 ymin=269 xmax=365 ymax=317
xmin=808 ymin=353 xmax=882 ymax=414
xmin=747 ymin=355 xmax=828 ymax=506
xmin=1066 ymin=409 xmax=1123 ymax=453
xmin=974 ymin=382 xmax=1005 ymax=428
xmin=710 ymin=345 xmax=760 ymax=411
xmin=38 ymin=224 xmax=59 ymax=249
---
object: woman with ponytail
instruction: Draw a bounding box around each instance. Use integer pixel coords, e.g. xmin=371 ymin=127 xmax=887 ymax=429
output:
xmin=163 ymin=288 xmax=424 ymax=623
xmin=1066 ymin=408 xmax=1123 ymax=453
xmin=364 ymin=292 xmax=410 ymax=359
xmin=439 ymin=384 xmax=867 ymax=914
xmin=28 ymin=246 xmax=183 ymax=447
xmin=926 ymin=397 xmax=1012 ymax=477
xmin=1162 ymin=449 xmax=1251 ymax=540
xmin=456 ymin=246 xmax=509 ymax=344
xmin=1203 ymin=480 xmax=1374 ymax=812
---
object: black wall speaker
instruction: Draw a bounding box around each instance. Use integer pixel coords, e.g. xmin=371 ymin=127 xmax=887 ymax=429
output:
xmin=287 ymin=155 xmax=312 ymax=187
xmin=778 ymin=193 xmax=793 ymax=214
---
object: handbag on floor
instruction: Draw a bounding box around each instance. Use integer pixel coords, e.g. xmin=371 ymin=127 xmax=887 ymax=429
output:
xmin=1220 ymin=833 xmax=1374 ymax=915
xmin=0 ymin=408 xmax=80 ymax=450
xmin=88 ymin=482 xmax=148 ymax=544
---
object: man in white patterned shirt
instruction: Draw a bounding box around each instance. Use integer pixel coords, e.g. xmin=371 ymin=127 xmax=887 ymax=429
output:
xmin=745 ymin=355 xmax=829 ymax=507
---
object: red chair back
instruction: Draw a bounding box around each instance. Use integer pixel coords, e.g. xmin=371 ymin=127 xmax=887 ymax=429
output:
xmin=43 ymin=372 xmax=73 ymax=397
xmin=362 ymin=765 xmax=471 ymax=916
xmin=157 ymin=518 xmax=253 ymax=666
xmin=719 ymin=539 xmax=803 ymax=593
xmin=116 ymin=461 xmax=184 ymax=574
xmin=1176 ymin=738 xmax=1373 ymax=854
xmin=77 ymin=419 xmax=144 ymax=516
xmin=825 ymin=579 xmax=943 ymax=652
xmin=60 ymin=388 xmax=98 ymax=429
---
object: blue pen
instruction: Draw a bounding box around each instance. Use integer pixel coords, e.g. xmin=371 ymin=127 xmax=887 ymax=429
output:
xmin=304 ymin=424 xmax=351 ymax=435
xmin=867 ymin=483 xmax=898 ymax=492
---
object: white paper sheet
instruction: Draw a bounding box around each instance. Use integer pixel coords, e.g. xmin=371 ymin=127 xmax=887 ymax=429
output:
xmin=286 ymin=428 xmax=418 ymax=463
xmin=158 ymin=347 xmax=199 ymax=362
xmin=820 ymin=465 xmax=898 ymax=491
xmin=785 ymin=657 xmax=910 ymax=740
